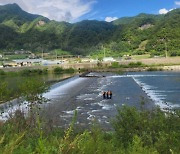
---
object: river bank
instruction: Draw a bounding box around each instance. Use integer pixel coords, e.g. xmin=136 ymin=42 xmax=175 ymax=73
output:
xmin=1 ymin=56 xmax=180 ymax=73
xmin=92 ymin=65 xmax=180 ymax=72
xmin=1 ymin=62 xmax=180 ymax=74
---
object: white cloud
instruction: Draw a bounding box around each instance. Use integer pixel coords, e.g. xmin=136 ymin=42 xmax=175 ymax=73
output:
xmin=159 ymin=8 xmax=175 ymax=14
xmin=175 ymin=1 xmax=180 ymax=6
xmin=159 ymin=8 xmax=169 ymax=14
xmin=0 ymin=0 xmax=96 ymax=22
xmin=105 ymin=16 xmax=118 ymax=22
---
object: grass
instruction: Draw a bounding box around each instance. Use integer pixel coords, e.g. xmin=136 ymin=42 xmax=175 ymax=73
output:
xmin=52 ymin=49 xmax=70 ymax=56
xmin=110 ymin=61 xmax=145 ymax=69
xmin=0 ymin=106 xmax=179 ymax=153
xmin=132 ymin=54 xmax=151 ymax=60
xmin=147 ymin=67 xmax=163 ymax=71
xmin=53 ymin=67 xmax=75 ymax=74
xmin=0 ymin=67 xmax=76 ymax=77
xmin=109 ymin=60 xmax=180 ymax=71
xmin=0 ymin=70 xmax=5 ymax=75
xmin=20 ymin=68 xmax=48 ymax=76
xmin=0 ymin=68 xmax=48 ymax=77
xmin=5 ymin=54 xmax=29 ymax=60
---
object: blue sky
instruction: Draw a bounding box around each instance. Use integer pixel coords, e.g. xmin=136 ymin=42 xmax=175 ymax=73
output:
xmin=0 ymin=0 xmax=180 ymax=22
xmin=81 ymin=0 xmax=180 ymax=22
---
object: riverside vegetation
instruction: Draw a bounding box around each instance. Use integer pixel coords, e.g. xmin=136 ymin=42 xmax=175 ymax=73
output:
xmin=108 ymin=62 xmax=163 ymax=72
xmin=0 ymin=67 xmax=76 ymax=77
xmin=0 ymin=67 xmax=76 ymax=104
xmin=0 ymin=78 xmax=180 ymax=153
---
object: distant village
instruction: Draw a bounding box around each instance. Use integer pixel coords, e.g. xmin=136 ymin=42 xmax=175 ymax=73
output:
xmin=0 ymin=50 xmax=122 ymax=68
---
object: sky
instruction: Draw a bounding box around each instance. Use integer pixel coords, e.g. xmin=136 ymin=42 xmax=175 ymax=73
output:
xmin=0 ymin=0 xmax=180 ymax=22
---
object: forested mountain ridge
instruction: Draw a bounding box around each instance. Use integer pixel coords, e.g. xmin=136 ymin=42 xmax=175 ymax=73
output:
xmin=0 ymin=3 xmax=180 ymax=56
xmin=0 ymin=3 xmax=41 ymax=25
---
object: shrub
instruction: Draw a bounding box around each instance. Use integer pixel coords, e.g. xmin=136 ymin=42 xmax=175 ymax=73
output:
xmin=20 ymin=69 xmax=31 ymax=76
xmin=147 ymin=67 xmax=163 ymax=71
xmin=0 ymin=105 xmax=180 ymax=153
xmin=128 ymin=62 xmax=143 ymax=68
xmin=53 ymin=67 xmax=64 ymax=74
xmin=64 ymin=68 xmax=75 ymax=74
xmin=0 ymin=70 xmax=5 ymax=75
xmin=111 ymin=62 xmax=119 ymax=68
xmin=112 ymin=106 xmax=180 ymax=153
xmin=20 ymin=69 xmax=48 ymax=76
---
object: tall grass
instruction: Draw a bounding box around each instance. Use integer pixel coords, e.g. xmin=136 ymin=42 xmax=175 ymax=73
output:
xmin=0 ymin=67 xmax=75 ymax=77
xmin=53 ymin=67 xmax=75 ymax=74
xmin=0 ymin=68 xmax=48 ymax=77
xmin=110 ymin=62 xmax=145 ymax=68
xmin=0 ymin=106 xmax=179 ymax=153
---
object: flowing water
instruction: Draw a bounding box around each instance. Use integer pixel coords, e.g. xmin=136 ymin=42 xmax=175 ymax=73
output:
xmin=1 ymin=71 xmax=180 ymax=129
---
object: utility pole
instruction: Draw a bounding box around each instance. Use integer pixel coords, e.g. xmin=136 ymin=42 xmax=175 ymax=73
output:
xmin=103 ymin=45 xmax=106 ymax=58
xmin=41 ymin=48 xmax=44 ymax=59
xmin=162 ymin=28 xmax=168 ymax=58
xmin=56 ymin=51 xmax=57 ymax=61
xmin=165 ymin=41 xmax=168 ymax=58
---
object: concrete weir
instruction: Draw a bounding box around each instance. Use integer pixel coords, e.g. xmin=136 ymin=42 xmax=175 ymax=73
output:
xmin=79 ymin=72 xmax=106 ymax=78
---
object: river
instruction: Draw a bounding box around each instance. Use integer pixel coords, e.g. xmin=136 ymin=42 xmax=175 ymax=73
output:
xmin=0 ymin=71 xmax=180 ymax=129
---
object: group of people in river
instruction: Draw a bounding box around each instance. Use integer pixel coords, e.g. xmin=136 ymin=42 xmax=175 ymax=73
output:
xmin=102 ymin=91 xmax=112 ymax=99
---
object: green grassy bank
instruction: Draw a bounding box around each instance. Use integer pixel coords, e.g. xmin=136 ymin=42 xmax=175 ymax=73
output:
xmin=0 ymin=67 xmax=77 ymax=77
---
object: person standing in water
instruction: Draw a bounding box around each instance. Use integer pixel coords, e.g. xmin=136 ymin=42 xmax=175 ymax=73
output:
xmin=109 ymin=91 xmax=112 ymax=99
xmin=106 ymin=91 xmax=109 ymax=99
xmin=103 ymin=91 xmax=106 ymax=99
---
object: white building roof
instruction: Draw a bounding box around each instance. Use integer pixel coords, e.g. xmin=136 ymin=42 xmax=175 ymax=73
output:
xmin=13 ymin=59 xmax=43 ymax=63
xmin=103 ymin=57 xmax=116 ymax=62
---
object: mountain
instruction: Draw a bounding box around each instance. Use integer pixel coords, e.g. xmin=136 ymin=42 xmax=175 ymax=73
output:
xmin=113 ymin=13 xmax=163 ymax=25
xmin=0 ymin=3 xmax=180 ymax=57
xmin=0 ymin=3 xmax=40 ymax=23
xmin=111 ymin=10 xmax=180 ymax=56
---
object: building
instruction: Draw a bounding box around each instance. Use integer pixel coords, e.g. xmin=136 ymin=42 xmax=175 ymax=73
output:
xmin=103 ymin=57 xmax=116 ymax=62
xmin=3 ymin=62 xmax=18 ymax=67
xmin=13 ymin=59 xmax=42 ymax=66
xmin=42 ymin=60 xmax=65 ymax=65
xmin=14 ymin=50 xmax=31 ymax=55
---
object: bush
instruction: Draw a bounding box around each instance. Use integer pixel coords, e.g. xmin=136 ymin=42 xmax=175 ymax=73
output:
xmin=147 ymin=67 xmax=163 ymax=71
xmin=132 ymin=50 xmax=145 ymax=55
xmin=112 ymin=106 xmax=180 ymax=153
xmin=0 ymin=105 xmax=180 ymax=153
xmin=20 ymin=69 xmax=31 ymax=76
xmin=20 ymin=69 xmax=48 ymax=76
xmin=53 ymin=67 xmax=64 ymax=74
xmin=128 ymin=62 xmax=143 ymax=68
xmin=169 ymin=50 xmax=180 ymax=57
xmin=111 ymin=62 xmax=119 ymax=68
xmin=42 ymin=68 xmax=48 ymax=74
xmin=54 ymin=67 xmax=75 ymax=74
xmin=64 ymin=68 xmax=75 ymax=74
xmin=0 ymin=70 xmax=5 ymax=75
